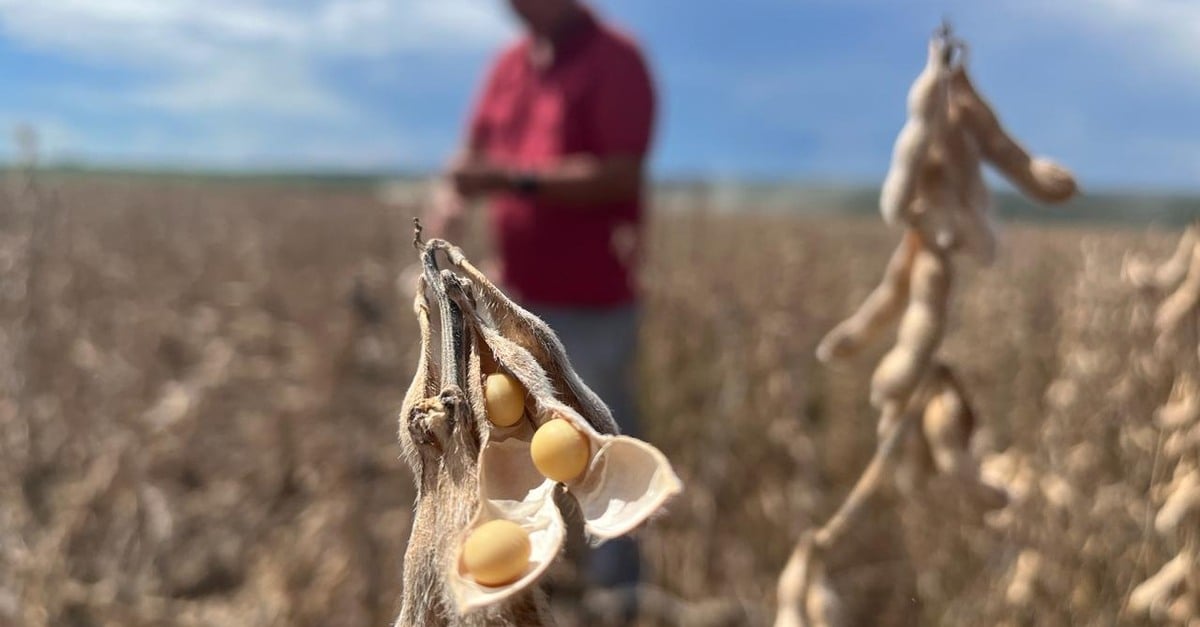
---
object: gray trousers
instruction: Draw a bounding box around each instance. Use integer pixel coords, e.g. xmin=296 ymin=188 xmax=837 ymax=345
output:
xmin=526 ymin=303 xmax=642 ymax=590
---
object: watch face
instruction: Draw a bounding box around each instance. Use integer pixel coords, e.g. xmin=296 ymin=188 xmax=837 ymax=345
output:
xmin=516 ymin=174 xmax=539 ymax=195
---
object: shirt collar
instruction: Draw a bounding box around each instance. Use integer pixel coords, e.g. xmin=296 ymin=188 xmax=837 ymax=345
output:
xmin=526 ymin=8 xmax=599 ymax=70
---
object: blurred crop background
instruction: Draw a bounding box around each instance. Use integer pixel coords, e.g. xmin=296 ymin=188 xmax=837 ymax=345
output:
xmin=3 ymin=1 xmax=1200 ymax=626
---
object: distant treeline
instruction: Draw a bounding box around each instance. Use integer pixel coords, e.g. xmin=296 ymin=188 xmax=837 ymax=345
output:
xmin=653 ymin=180 xmax=1200 ymax=228
xmin=991 ymin=191 xmax=1200 ymax=228
xmin=0 ymin=164 xmax=400 ymax=189
xmin=5 ymin=165 xmax=1196 ymax=227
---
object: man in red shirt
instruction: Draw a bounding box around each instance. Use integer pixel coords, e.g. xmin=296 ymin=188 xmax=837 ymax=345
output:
xmin=424 ymin=0 xmax=655 ymax=612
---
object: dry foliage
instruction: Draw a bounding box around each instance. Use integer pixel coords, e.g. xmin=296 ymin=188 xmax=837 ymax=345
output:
xmin=781 ymin=25 xmax=1087 ymax=627
xmin=1122 ymin=227 xmax=1200 ymax=623
xmin=0 ymin=165 xmax=1194 ymax=626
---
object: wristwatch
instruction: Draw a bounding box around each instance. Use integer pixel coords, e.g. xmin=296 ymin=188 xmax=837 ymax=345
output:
xmin=510 ymin=171 xmax=540 ymax=196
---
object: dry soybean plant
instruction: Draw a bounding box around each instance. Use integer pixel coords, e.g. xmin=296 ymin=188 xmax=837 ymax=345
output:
xmin=777 ymin=24 xmax=1077 ymax=625
xmin=2 ymin=126 xmax=67 ymax=622
xmin=1122 ymin=226 xmax=1200 ymax=621
xmin=395 ymin=224 xmax=681 ymax=626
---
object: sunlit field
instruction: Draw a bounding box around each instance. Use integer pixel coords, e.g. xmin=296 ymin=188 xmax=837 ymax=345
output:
xmin=1 ymin=174 xmax=1194 ymax=626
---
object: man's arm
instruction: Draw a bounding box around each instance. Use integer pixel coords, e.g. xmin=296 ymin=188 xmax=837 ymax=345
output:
xmin=451 ymin=41 xmax=656 ymax=209
xmin=450 ymin=154 xmax=643 ymax=207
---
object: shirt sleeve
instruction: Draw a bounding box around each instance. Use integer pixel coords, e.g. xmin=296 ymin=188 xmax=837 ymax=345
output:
xmin=589 ymin=45 xmax=656 ymax=157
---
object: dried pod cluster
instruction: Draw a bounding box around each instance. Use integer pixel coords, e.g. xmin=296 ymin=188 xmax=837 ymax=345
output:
xmin=822 ymin=29 xmax=1077 ymax=408
xmin=774 ymin=364 xmax=1005 ymax=626
xmin=397 ymin=234 xmax=681 ymax=625
xmin=880 ymin=34 xmax=1076 ymax=266
xmin=1122 ymin=225 xmax=1200 ymax=621
xmin=1124 ymin=224 xmax=1199 ymax=295
xmin=782 ymin=25 xmax=1075 ymax=626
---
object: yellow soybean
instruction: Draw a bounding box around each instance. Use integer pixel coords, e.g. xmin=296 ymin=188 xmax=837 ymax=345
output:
xmin=484 ymin=373 xmax=526 ymax=428
xmin=530 ymin=418 xmax=590 ymax=483
xmin=462 ymin=520 xmax=531 ymax=587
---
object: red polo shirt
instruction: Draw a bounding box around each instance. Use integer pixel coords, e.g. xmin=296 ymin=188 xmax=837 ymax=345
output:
xmin=467 ymin=12 xmax=655 ymax=307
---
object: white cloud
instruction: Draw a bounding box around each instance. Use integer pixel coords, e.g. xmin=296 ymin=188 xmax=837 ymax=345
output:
xmin=1017 ymin=0 xmax=1200 ymax=76
xmin=0 ymin=0 xmax=510 ymax=119
xmin=130 ymin=59 xmax=349 ymax=118
xmin=0 ymin=0 xmax=510 ymax=61
xmin=316 ymin=0 xmax=511 ymax=56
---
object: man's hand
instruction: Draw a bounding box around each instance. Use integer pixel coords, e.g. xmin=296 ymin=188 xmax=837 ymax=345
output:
xmin=450 ymin=161 xmax=510 ymax=198
xmin=444 ymin=155 xmax=646 ymax=209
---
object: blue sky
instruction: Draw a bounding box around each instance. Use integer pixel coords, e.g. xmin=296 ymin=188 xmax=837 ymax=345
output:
xmin=0 ymin=0 xmax=1197 ymax=190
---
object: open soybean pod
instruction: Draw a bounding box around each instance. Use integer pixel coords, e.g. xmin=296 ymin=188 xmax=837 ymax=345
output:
xmin=397 ymin=234 xmax=682 ymax=619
